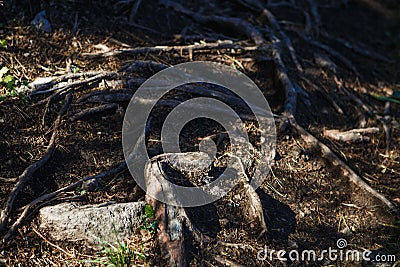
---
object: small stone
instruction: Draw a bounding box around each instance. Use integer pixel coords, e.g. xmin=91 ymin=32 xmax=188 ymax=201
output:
xmin=340 ymin=226 xmax=353 ymax=236
xmin=288 ymin=239 xmax=298 ymax=249
xmin=82 ymin=178 xmax=99 ymax=192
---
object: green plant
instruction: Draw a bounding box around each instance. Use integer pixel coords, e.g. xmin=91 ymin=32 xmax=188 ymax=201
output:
xmin=0 ymin=39 xmax=6 ymax=49
xmin=83 ymin=240 xmax=146 ymax=267
xmin=140 ymin=204 xmax=157 ymax=233
xmin=75 ymin=186 xmax=87 ymax=196
xmin=0 ymin=66 xmax=29 ymax=102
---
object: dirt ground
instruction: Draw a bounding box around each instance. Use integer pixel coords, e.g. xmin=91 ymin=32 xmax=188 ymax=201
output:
xmin=0 ymin=0 xmax=399 ymax=266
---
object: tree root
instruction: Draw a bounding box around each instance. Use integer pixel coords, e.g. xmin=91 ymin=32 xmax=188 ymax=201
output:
xmin=160 ymin=0 xmax=265 ymax=45
xmin=69 ymin=103 xmax=118 ymax=121
xmin=0 ymin=93 xmax=72 ymax=235
xmin=285 ymin=115 xmax=398 ymax=214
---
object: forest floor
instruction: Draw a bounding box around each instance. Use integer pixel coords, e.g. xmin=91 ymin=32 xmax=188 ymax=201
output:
xmin=0 ymin=0 xmax=399 ymax=266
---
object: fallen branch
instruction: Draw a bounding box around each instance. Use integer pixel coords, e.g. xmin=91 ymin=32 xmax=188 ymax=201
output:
xmin=29 ymin=71 xmax=107 ymax=93
xmin=29 ymin=72 xmax=118 ymax=96
xmin=323 ymin=127 xmax=379 ymax=143
xmin=83 ymin=41 xmax=253 ymax=59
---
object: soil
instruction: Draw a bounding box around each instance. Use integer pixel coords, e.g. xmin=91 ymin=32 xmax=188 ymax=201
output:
xmin=0 ymin=0 xmax=399 ymax=266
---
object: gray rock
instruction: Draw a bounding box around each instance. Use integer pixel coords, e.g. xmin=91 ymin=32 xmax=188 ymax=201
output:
xmin=39 ymin=201 xmax=146 ymax=249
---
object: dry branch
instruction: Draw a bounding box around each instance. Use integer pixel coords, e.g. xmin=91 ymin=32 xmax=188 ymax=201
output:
xmin=323 ymin=127 xmax=379 ymax=143
xmin=29 ymin=72 xmax=118 ymax=96
xmin=29 ymin=71 xmax=107 ymax=93
xmin=83 ymin=41 xmax=253 ymax=59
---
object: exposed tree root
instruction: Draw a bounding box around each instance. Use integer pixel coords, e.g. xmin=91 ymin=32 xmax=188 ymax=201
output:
xmin=0 ymin=93 xmax=72 ymax=235
xmin=160 ymin=0 xmax=265 ymax=45
xmin=69 ymin=103 xmax=118 ymax=121
xmin=2 ymin=2 xmax=397 ymax=265
xmin=285 ymin=115 xmax=398 ymax=214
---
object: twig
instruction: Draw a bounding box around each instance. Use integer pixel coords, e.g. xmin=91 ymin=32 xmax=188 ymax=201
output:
xmin=31 ymin=227 xmax=75 ymax=257
xmin=0 ymin=93 xmax=72 ymax=234
xmin=323 ymin=127 xmax=379 ymax=143
xmin=0 ymin=177 xmax=17 ymax=183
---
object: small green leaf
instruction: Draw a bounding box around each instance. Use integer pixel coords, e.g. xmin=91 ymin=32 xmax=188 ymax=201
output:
xmin=0 ymin=39 xmax=6 ymax=49
xmin=144 ymin=204 xmax=155 ymax=218
xmin=0 ymin=66 xmax=9 ymax=79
